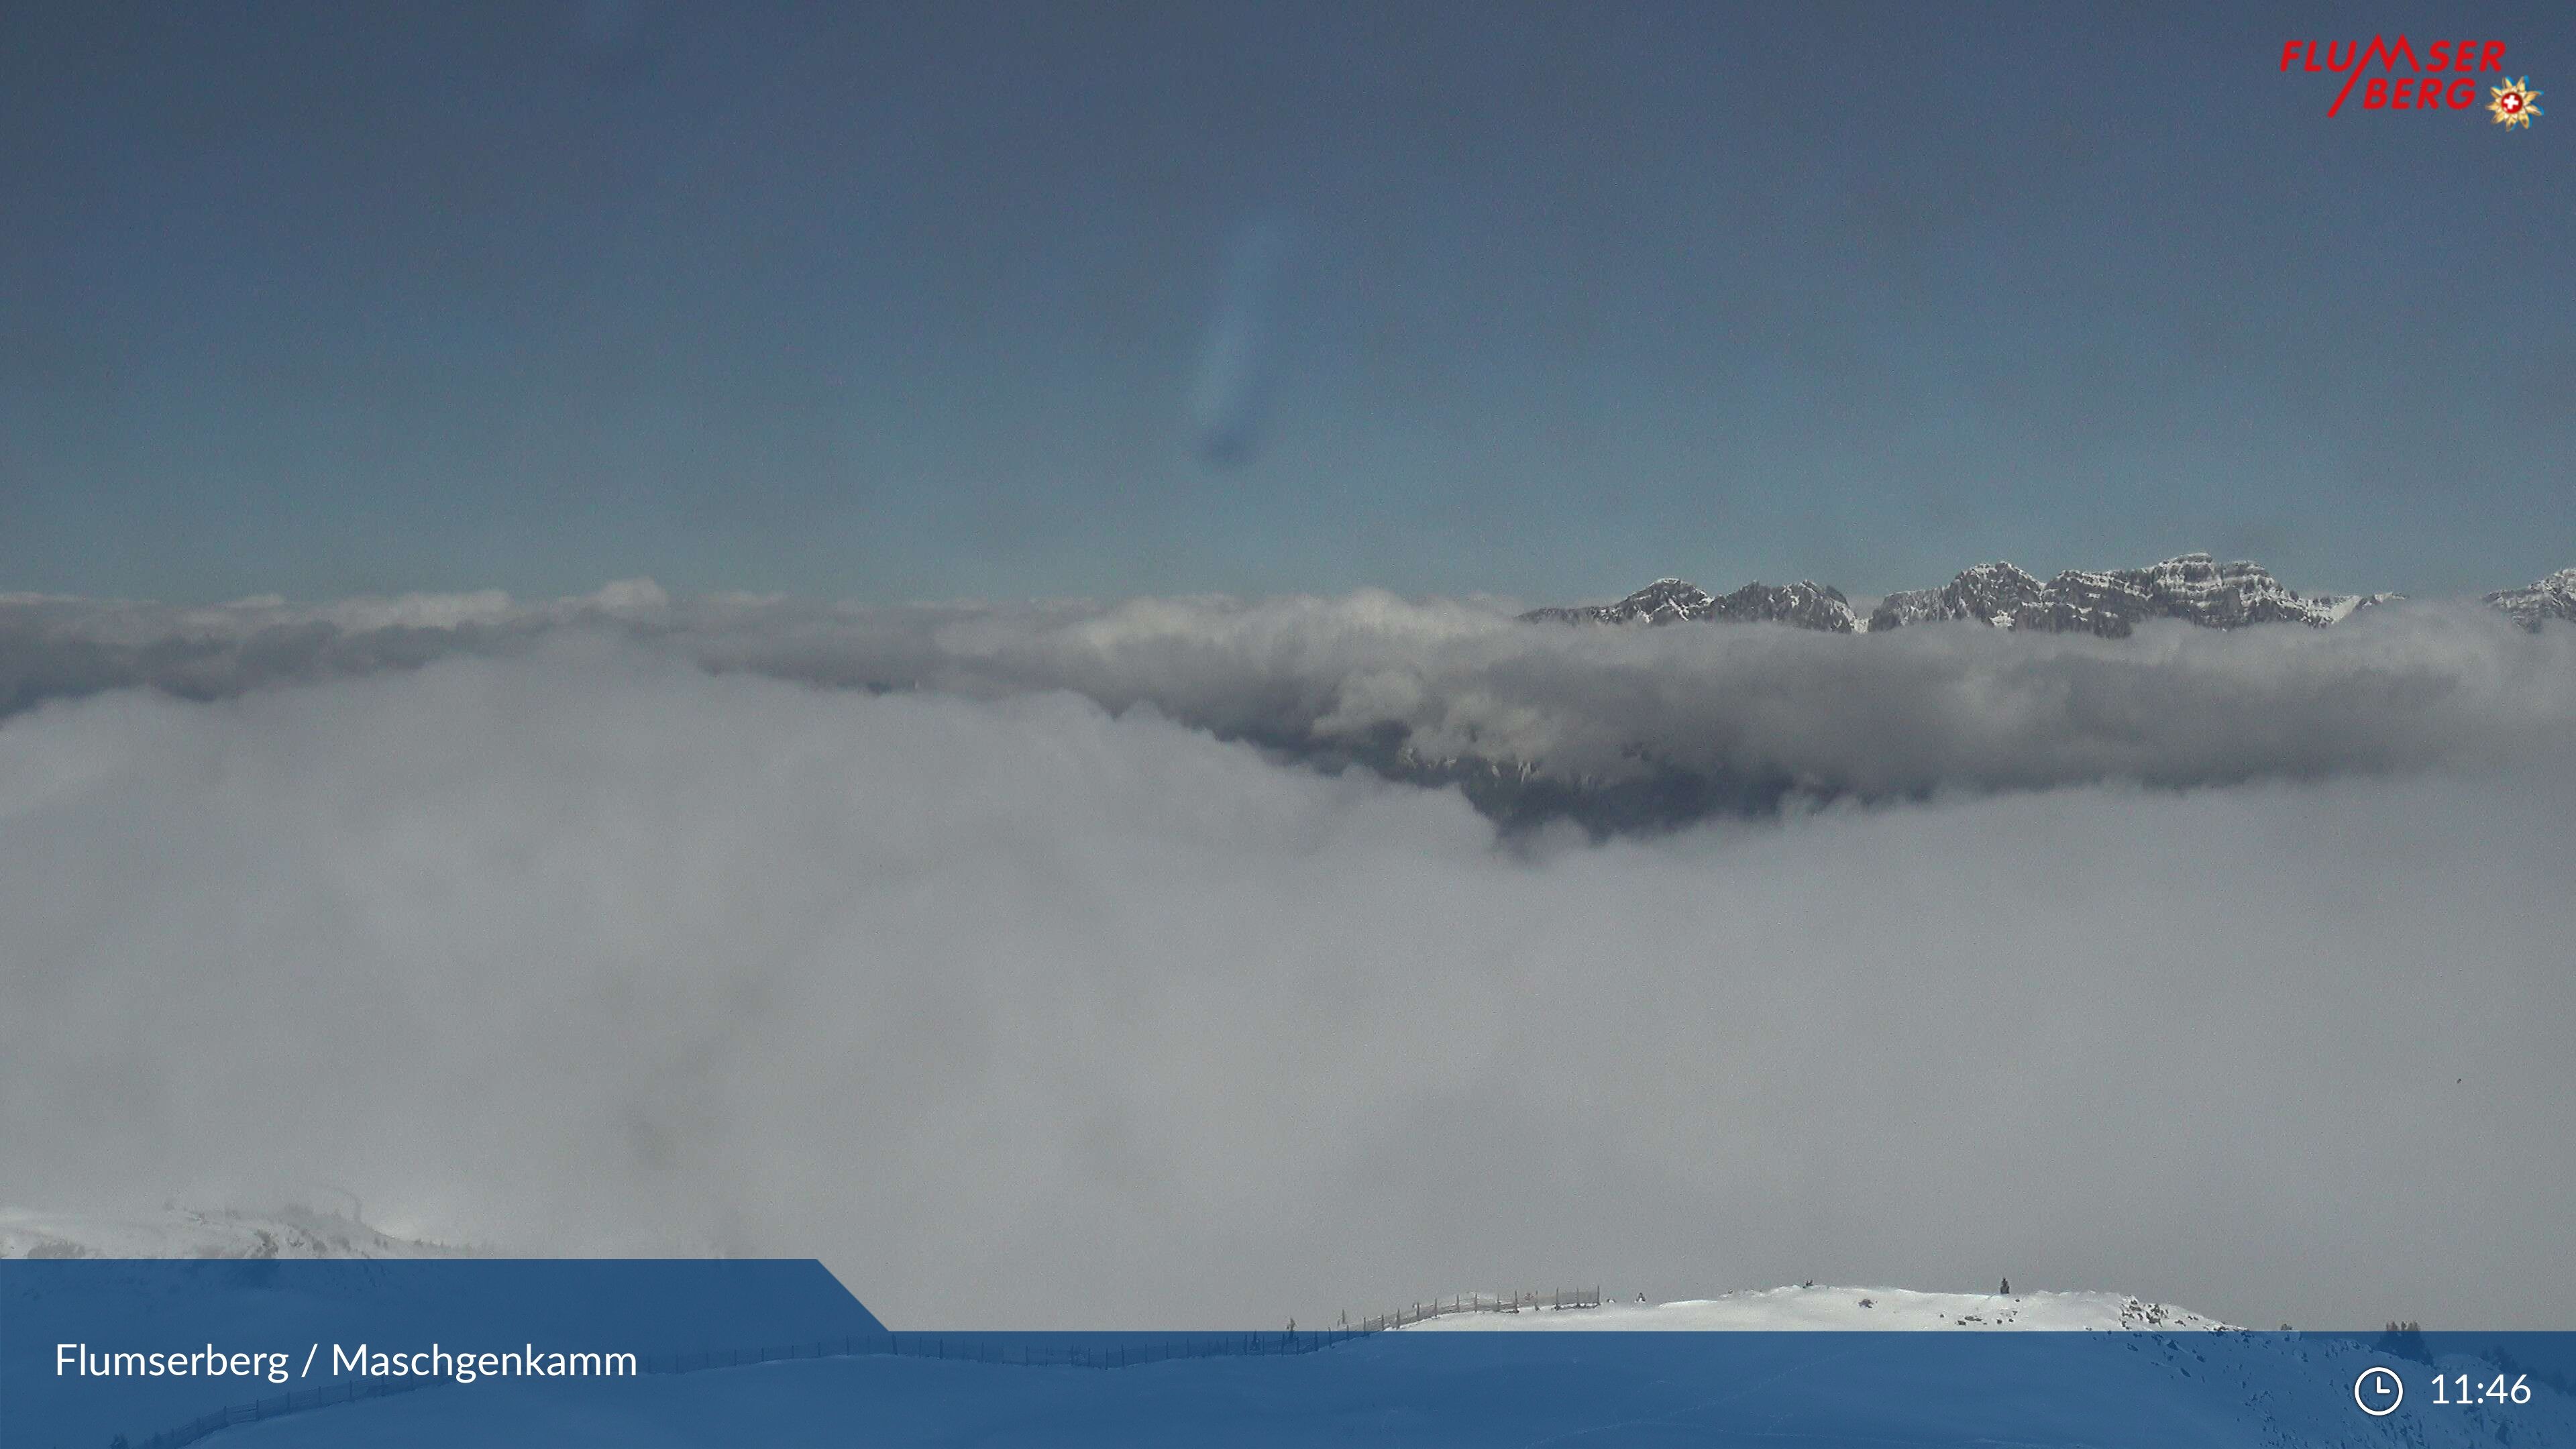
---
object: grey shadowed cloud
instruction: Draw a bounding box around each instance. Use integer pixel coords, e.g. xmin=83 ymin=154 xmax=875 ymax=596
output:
xmin=0 ymin=626 xmax=2572 ymax=1330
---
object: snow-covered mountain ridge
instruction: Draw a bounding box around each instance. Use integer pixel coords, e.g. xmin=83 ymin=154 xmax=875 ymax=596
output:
xmin=1523 ymin=578 xmax=1864 ymax=633
xmin=3 ymin=1210 xmax=2224 ymax=1335
xmin=0 ymin=1206 xmax=470 ymax=1260
xmin=1528 ymin=554 xmax=2568 ymax=637
xmin=2487 ymin=568 xmax=2576 ymax=629
xmin=1395 ymin=1285 xmax=2235 ymax=1332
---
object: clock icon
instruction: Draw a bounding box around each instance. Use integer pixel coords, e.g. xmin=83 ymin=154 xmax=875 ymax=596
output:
xmin=2355 ymin=1366 xmax=2405 ymax=1417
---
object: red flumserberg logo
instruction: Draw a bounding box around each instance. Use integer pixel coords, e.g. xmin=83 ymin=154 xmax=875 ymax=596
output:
xmin=2281 ymin=37 xmax=2542 ymax=127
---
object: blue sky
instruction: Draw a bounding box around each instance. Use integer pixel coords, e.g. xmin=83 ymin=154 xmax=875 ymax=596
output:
xmin=2 ymin=1 xmax=2568 ymax=604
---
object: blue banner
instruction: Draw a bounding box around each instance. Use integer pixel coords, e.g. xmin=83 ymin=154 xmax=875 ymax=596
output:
xmin=5 ymin=1261 xmax=2569 ymax=1447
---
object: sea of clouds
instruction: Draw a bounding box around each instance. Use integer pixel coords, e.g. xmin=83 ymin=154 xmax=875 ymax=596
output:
xmin=7 ymin=582 xmax=2573 ymax=813
xmin=1 ymin=586 xmax=2571 ymax=1328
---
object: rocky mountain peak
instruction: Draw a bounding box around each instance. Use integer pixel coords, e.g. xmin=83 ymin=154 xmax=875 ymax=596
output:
xmin=1522 ymin=578 xmax=1857 ymax=632
xmin=1869 ymin=561 xmax=2045 ymax=632
xmin=2486 ymin=568 xmax=2576 ymax=630
xmin=2000 ymin=553 xmax=2367 ymax=637
xmin=1527 ymin=553 xmax=2473 ymax=637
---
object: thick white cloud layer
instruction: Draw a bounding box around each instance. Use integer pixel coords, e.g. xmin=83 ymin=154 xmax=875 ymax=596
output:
xmin=2 ymin=639 xmax=2569 ymax=1329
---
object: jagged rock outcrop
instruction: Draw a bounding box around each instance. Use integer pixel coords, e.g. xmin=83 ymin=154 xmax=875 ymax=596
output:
xmin=1536 ymin=555 xmax=2403 ymax=638
xmin=1713 ymin=580 xmax=1860 ymax=633
xmin=1874 ymin=555 xmax=2386 ymax=637
xmin=1869 ymin=562 xmax=2046 ymax=631
xmin=2485 ymin=568 xmax=2576 ymax=630
xmin=1992 ymin=554 xmax=2377 ymax=637
xmin=1522 ymin=578 xmax=1716 ymax=627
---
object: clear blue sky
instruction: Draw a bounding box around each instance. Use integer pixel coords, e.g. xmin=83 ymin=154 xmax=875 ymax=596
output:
xmin=2 ymin=1 xmax=2568 ymax=604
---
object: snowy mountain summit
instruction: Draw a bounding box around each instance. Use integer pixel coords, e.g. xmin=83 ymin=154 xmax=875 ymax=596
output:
xmin=1871 ymin=555 xmax=2384 ymax=636
xmin=1522 ymin=553 xmax=2576 ymax=637
xmin=1397 ymin=1285 xmax=2235 ymax=1332
xmin=1523 ymin=578 xmax=1861 ymax=633
xmin=2487 ymin=567 xmax=2576 ymax=629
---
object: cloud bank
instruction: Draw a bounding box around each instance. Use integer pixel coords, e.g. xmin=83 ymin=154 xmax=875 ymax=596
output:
xmin=5 ymin=582 xmax=2573 ymax=832
xmin=2 ymin=639 xmax=2570 ymax=1329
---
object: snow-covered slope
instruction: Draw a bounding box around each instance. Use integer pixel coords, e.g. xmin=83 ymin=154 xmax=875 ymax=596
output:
xmin=0 ymin=1205 xmax=471 ymax=1260
xmin=1397 ymin=1285 xmax=2233 ymax=1332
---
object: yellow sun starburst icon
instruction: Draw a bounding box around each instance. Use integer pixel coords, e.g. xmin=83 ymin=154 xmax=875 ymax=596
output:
xmin=2487 ymin=76 xmax=2542 ymax=128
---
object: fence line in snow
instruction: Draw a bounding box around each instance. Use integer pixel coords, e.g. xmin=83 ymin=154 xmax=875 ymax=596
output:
xmin=119 ymin=1286 xmax=1605 ymax=1448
